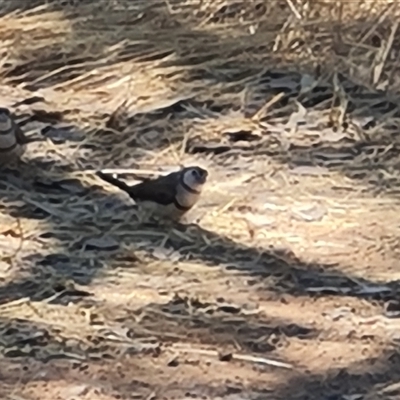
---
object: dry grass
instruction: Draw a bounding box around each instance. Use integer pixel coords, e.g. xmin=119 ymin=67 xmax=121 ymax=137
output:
xmin=0 ymin=0 xmax=400 ymax=399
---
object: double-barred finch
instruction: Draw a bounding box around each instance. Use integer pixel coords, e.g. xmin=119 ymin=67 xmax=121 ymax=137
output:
xmin=96 ymin=166 xmax=208 ymax=220
xmin=0 ymin=107 xmax=30 ymax=166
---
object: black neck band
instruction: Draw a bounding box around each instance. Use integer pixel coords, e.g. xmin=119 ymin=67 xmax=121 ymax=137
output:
xmin=179 ymin=175 xmax=201 ymax=195
xmin=0 ymin=143 xmax=17 ymax=152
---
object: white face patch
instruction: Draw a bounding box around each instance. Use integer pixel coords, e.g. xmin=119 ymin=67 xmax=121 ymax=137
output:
xmin=182 ymin=169 xmax=204 ymax=191
xmin=174 ymin=169 xmax=205 ymax=209
xmin=0 ymin=118 xmax=12 ymax=133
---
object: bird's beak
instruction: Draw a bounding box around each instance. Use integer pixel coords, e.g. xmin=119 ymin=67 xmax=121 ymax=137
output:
xmin=198 ymin=169 xmax=208 ymax=184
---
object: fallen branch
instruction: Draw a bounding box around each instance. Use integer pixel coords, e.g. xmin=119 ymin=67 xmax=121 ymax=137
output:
xmin=170 ymin=345 xmax=293 ymax=370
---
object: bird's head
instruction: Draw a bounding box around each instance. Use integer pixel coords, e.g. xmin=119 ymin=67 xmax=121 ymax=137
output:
xmin=182 ymin=166 xmax=208 ymax=190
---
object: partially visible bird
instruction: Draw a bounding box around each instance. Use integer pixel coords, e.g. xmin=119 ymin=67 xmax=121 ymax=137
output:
xmin=0 ymin=107 xmax=34 ymax=166
xmin=96 ymin=166 xmax=208 ymax=220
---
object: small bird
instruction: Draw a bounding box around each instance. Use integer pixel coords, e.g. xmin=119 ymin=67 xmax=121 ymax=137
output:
xmin=96 ymin=166 xmax=208 ymax=220
xmin=0 ymin=107 xmax=32 ymax=166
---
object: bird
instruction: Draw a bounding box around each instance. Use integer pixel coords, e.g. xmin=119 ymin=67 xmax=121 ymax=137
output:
xmin=96 ymin=166 xmax=208 ymax=220
xmin=0 ymin=107 xmax=34 ymax=166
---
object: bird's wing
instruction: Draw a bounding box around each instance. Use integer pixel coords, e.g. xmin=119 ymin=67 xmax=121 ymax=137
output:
xmin=128 ymin=171 xmax=181 ymax=205
xmin=96 ymin=171 xmax=135 ymax=193
xmin=97 ymin=170 xmax=179 ymax=206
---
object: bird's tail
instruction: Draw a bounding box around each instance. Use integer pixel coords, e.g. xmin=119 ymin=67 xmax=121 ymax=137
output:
xmin=19 ymin=135 xmax=46 ymax=145
xmin=96 ymin=171 xmax=133 ymax=194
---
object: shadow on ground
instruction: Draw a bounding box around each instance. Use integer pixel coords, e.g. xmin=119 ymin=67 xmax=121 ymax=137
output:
xmin=3 ymin=1 xmax=400 ymax=197
xmin=273 ymin=350 xmax=400 ymax=400
xmin=0 ymin=306 xmax=315 ymax=397
xmin=0 ymin=158 xmax=398 ymax=308
xmin=0 ymin=311 xmax=398 ymax=400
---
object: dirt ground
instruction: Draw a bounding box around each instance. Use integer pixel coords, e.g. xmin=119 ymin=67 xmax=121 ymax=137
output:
xmin=1 ymin=1 xmax=400 ymax=399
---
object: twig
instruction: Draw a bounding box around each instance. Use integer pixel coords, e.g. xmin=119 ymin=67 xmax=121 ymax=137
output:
xmin=373 ymin=21 xmax=399 ymax=85
xmin=358 ymin=4 xmax=394 ymax=46
xmin=212 ymin=198 xmax=237 ymax=218
xmin=0 ymin=218 xmax=24 ymax=263
xmin=232 ymin=352 xmax=293 ymax=369
xmin=21 ymin=196 xmax=66 ymax=219
xmin=171 ymin=346 xmax=293 ymax=369
xmin=81 ymin=168 xmax=178 ymax=177
xmin=8 ymin=396 xmax=30 ymax=400
xmin=251 ymin=92 xmax=285 ymax=121
xmin=285 ymin=0 xmax=302 ymax=19
xmin=0 ymin=297 xmax=30 ymax=309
